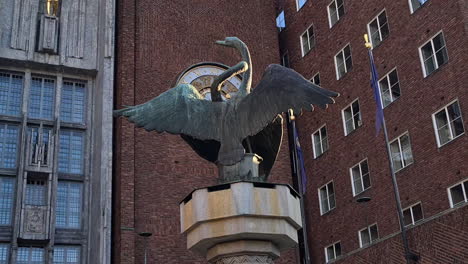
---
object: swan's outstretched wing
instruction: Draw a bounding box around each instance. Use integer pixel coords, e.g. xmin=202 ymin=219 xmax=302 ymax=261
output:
xmin=114 ymin=84 xmax=222 ymax=141
xmin=237 ymin=64 xmax=339 ymax=138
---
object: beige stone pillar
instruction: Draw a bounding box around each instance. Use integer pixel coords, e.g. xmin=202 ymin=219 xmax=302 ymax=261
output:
xmin=180 ymin=181 xmax=303 ymax=263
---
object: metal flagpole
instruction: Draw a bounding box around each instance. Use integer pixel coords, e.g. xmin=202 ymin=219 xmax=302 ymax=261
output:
xmin=364 ymin=35 xmax=418 ymax=264
xmin=288 ymin=110 xmax=311 ymax=264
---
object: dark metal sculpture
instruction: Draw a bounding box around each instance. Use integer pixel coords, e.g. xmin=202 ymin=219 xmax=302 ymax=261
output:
xmin=115 ymin=37 xmax=338 ymax=179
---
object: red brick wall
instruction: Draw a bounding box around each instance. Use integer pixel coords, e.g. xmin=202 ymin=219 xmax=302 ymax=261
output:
xmin=114 ymin=1 xmax=298 ymax=263
xmin=277 ymin=0 xmax=468 ymax=263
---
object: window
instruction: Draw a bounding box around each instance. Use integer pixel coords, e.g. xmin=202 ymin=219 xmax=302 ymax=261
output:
xmin=0 ymin=124 xmax=19 ymax=169
xmin=300 ymin=25 xmax=315 ymax=56
xmin=328 ymin=0 xmax=344 ymax=27
xmin=432 ymin=100 xmax=464 ymax=147
xmin=325 ymin=242 xmax=341 ymax=262
xmin=56 ymin=181 xmax=82 ymax=229
xmin=403 ymin=202 xmax=423 ymax=226
xmin=409 ymin=0 xmax=429 ymax=13
xmin=311 ymin=73 xmax=321 ymax=86
xmin=296 ymin=0 xmax=308 ymax=10
xmin=379 ymin=68 xmax=400 ymax=108
xmin=359 ymin=224 xmax=379 ymax=247
xmin=53 ymin=246 xmax=80 ymax=264
xmin=60 ymin=81 xmax=86 ymax=124
xmin=28 ymin=77 xmax=55 ymax=120
xmin=419 ymin=32 xmax=448 ymax=77
xmin=350 ymin=159 xmax=371 ymax=196
xmin=319 ymin=181 xmax=336 ymax=215
xmin=281 ymin=52 xmax=290 ymax=68
xmin=17 ymin=247 xmax=44 ymax=264
xmin=276 ymin=11 xmax=285 ymax=32
xmin=312 ymin=125 xmax=328 ymax=158
xmin=0 ymin=244 xmax=8 ymax=264
xmin=342 ymin=99 xmax=361 ymax=135
xmin=389 ymin=133 xmax=413 ymax=171
xmin=367 ymin=10 xmax=389 ymax=48
xmin=334 ymin=44 xmax=352 ymax=79
xmin=448 ymin=178 xmax=468 ymax=208
xmin=59 ymin=130 xmax=84 ymax=174
xmin=25 ymin=179 xmax=47 ymax=206
xmin=0 ymin=177 xmax=14 ymax=225
xmin=0 ymin=72 xmax=23 ymax=117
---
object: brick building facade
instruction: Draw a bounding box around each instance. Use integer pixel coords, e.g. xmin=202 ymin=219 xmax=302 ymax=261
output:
xmin=114 ymin=0 xmax=468 ymax=263
xmin=277 ymin=0 xmax=468 ymax=263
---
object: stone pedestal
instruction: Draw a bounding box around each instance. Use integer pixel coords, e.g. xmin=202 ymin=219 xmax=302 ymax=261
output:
xmin=180 ymin=181 xmax=302 ymax=263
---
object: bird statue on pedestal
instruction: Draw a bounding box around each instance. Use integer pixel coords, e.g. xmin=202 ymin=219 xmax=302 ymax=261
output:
xmin=114 ymin=37 xmax=339 ymax=181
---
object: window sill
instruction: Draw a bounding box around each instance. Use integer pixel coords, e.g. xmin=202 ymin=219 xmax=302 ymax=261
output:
xmin=320 ymin=207 xmax=336 ymax=216
xmin=314 ymin=150 xmax=328 ymax=160
xmin=353 ymin=187 xmax=371 ymax=198
xmin=394 ymin=162 xmax=413 ymax=174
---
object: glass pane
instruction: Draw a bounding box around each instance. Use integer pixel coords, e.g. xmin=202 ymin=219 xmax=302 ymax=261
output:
xmin=337 ymin=1 xmax=345 ymax=17
xmin=313 ymin=74 xmax=321 ymax=86
xmin=59 ymin=131 xmax=84 ymax=174
xmin=411 ymin=0 xmax=423 ymax=11
xmin=329 ymin=193 xmax=336 ymax=209
xmin=326 ymin=246 xmax=335 ymax=260
xmin=362 ymin=173 xmax=371 ymax=190
xmin=314 ymin=133 xmax=322 ymax=156
xmin=298 ymin=0 xmax=307 ymax=9
xmin=56 ymin=182 xmax=82 ymax=229
xmin=345 ymin=56 xmax=353 ymax=73
xmin=0 ymin=124 xmax=19 ymax=169
xmin=335 ymin=243 xmax=341 ymax=256
xmin=351 ymin=166 xmax=361 ymax=181
xmin=450 ymin=184 xmax=465 ymax=206
xmin=54 ymin=246 xmax=80 ymax=264
xmin=329 ymin=2 xmax=338 ymax=25
xmin=447 ymin=102 xmax=461 ymax=121
xmin=378 ymin=12 xmax=387 ymax=26
xmin=17 ymin=248 xmax=29 ymax=263
xmin=61 ymin=82 xmax=86 ymax=124
xmin=29 ymin=78 xmax=55 ymax=120
xmin=25 ymin=180 xmax=46 ymax=206
xmin=400 ymin=135 xmax=413 ymax=166
xmin=452 ymin=117 xmax=466 ymax=137
xmin=0 ymin=244 xmax=8 ymax=264
xmin=433 ymin=34 xmax=445 ymax=51
xmin=31 ymin=248 xmax=44 ymax=263
xmin=403 ymin=208 xmax=413 ymax=226
xmin=390 ymin=141 xmax=403 ymax=170
xmin=276 ymin=11 xmax=285 ymax=30
xmin=0 ymin=178 xmax=14 ymax=225
xmin=435 ymin=110 xmax=451 ymax=145
xmin=301 ymin=33 xmax=309 ymax=54
xmin=380 ymin=23 xmax=389 ymax=41
xmin=0 ymin=73 xmax=23 ymax=117
xmin=391 ymin=82 xmax=401 ymax=101
xmin=369 ymin=20 xmax=380 ymax=45
xmin=435 ymin=48 xmax=448 ymax=67
xmin=424 ymin=56 xmax=436 ymax=76
xmin=328 ymin=182 xmax=334 ymax=195
xmin=370 ymin=225 xmax=379 ymax=241
xmin=360 ymin=229 xmax=370 ymax=246
xmin=412 ymin=204 xmax=423 ymax=223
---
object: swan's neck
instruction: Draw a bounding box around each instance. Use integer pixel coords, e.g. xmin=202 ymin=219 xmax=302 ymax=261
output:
xmin=239 ymin=44 xmax=252 ymax=95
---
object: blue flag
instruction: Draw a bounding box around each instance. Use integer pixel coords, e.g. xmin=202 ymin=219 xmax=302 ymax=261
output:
xmin=293 ymin=124 xmax=307 ymax=194
xmin=368 ymin=50 xmax=384 ymax=134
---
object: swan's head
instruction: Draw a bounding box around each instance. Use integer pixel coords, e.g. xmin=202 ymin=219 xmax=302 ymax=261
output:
xmin=215 ymin=37 xmax=245 ymax=50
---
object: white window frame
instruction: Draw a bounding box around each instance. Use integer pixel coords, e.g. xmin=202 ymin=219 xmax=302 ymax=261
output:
xmin=378 ymin=67 xmax=401 ymax=108
xmin=318 ymin=181 xmax=336 ymax=215
xmin=389 ymin=132 xmax=414 ymax=172
xmin=334 ymin=44 xmax=352 ymax=80
xmin=311 ymin=124 xmax=328 ymax=158
xmin=447 ymin=178 xmax=468 ymax=208
xmin=366 ymin=9 xmax=389 ymax=48
xmin=327 ymin=0 xmax=344 ymax=28
xmin=431 ymin=99 xmax=465 ymax=147
xmin=296 ymin=0 xmax=308 ymax=11
xmin=341 ymin=98 xmax=361 ymax=136
xmin=300 ymin=25 xmax=315 ymax=57
xmin=350 ymin=158 xmax=371 ymax=196
xmin=418 ymin=31 xmax=449 ymax=77
xmin=324 ymin=241 xmax=341 ymax=263
xmin=403 ymin=202 xmax=424 ymax=226
xmin=409 ymin=0 xmax=429 ymax=14
xmin=358 ymin=223 xmax=379 ymax=247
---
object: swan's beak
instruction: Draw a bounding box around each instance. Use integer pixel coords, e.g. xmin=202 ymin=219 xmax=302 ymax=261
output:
xmin=215 ymin=40 xmax=228 ymax=46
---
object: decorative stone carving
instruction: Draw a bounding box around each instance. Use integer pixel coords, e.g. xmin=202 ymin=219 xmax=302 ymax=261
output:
xmin=213 ymin=255 xmax=274 ymax=264
xmin=25 ymin=207 xmax=45 ymax=233
xmin=10 ymin=0 xmax=36 ymax=51
xmin=37 ymin=15 xmax=59 ymax=53
xmin=63 ymin=0 xmax=86 ymax=58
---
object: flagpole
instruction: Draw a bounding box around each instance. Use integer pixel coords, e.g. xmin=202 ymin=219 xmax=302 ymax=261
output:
xmin=364 ymin=35 xmax=417 ymax=264
xmin=288 ymin=110 xmax=311 ymax=264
